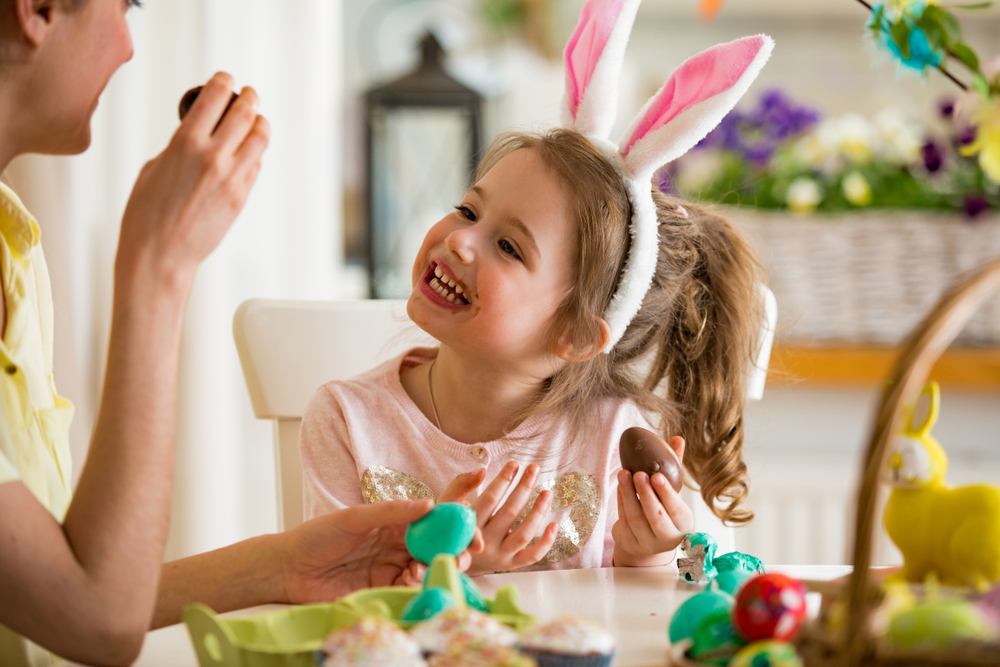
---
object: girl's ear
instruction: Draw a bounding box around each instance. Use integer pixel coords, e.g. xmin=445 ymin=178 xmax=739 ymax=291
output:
xmin=668 ymin=435 xmax=685 ymax=463
xmin=552 ymin=318 xmax=612 ymax=362
xmin=17 ymin=0 xmax=57 ymax=48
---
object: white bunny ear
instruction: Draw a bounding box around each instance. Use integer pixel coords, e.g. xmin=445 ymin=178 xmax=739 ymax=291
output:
xmin=619 ymin=34 xmax=774 ymax=177
xmin=562 ymin=0 xmax=643 ymax=140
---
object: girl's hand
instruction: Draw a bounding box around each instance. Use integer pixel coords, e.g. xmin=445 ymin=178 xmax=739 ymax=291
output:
xmin=612 ymin=437 xmax=694 ymax=567
xmin=440 ymin=463 xmax=558 ymax=576
xmin=116 ymin=71 xmax=270 ymax=291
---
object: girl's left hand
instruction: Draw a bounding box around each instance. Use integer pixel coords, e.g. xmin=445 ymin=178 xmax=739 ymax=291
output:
xmin=612 ymin=436 xmax=694 ymax=567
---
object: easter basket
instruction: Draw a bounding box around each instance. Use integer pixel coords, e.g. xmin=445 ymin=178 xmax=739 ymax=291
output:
xmin=790 ymin=252 xmax=1000 ymax=666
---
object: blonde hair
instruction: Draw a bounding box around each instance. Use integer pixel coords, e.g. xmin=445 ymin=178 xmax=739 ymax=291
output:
xmin=479 ymin=128 xmax=764 ymax=525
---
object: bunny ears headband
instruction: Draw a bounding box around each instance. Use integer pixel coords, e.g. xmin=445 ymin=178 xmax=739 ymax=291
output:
xmin=562 ymin=0 xmax=774 ymax=351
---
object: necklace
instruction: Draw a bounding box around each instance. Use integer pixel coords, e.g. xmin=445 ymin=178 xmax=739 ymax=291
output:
xmin=427 ymin=358 xmax=442 ymax=431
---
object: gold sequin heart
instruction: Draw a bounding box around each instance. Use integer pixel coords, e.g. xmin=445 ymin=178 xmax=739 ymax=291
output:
xmin=360 ymin=466 xmax=602 ymax=566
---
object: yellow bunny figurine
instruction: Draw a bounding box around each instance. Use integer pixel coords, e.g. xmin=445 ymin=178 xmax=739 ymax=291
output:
xmin=883 ymin=381 xmax=1000 ymax=590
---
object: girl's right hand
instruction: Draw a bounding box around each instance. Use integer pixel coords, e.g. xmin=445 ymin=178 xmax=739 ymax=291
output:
xmin=116 ymin=72 xmax=270 ymax=292
xmin=445 ymin=462 xmax=558 ymax=576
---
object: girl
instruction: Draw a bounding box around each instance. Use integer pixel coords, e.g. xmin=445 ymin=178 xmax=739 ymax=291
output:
xmin=0 ymin=1 xmax=475 ymax=665
xmin=301 ymin=0 xmax=773 ymax=575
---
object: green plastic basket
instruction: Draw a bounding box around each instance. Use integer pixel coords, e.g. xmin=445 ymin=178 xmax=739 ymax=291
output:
xmin=184 ymin=584 xmax=533 ymax=667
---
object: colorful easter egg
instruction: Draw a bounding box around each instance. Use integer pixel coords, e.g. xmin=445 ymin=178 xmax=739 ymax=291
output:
xmin=401 ymin=587 xmax=455 ymax=622
xmin=690 ymin=608 xmax=746 ymax=666
xmin=668 ymin=590 xmax=734 ymax=644
xmin=733 ymin=574 xmax=808 ymax=641
xmin=405 ymin=502 xmax=477 ymax=564
xmin=729 ymin=640 xmax=803 ymax=667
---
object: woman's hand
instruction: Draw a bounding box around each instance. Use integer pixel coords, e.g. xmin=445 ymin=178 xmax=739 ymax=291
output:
xmin=116 ymin=71 xmax=270 ymax=292
xmin=612 ymin=437 xmax=693 ymax=567
xmin=277 ymin=499 xmax=481 ymax=604
xmin=443 ymin=463 xmax=558 ymax=576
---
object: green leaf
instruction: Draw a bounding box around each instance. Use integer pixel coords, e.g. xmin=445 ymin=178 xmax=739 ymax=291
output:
xmin=951 ymin=42 xmax=980 ymax=71
xmin=948 ymin=2 xmax=994 ymax=10
xmin=972 ymin=72 xmax=991 ymax=97
xmin=891 ymin=20 xmax=912 ymax=59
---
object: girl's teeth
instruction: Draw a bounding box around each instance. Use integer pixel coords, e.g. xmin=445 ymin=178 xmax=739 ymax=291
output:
xmin=455 ymin=284 xmax=464 ymax=294
xmin=434 ymin=266 xmax=443 ymax=279
xmin=429 ymin=275 xmax=467 ymax=304
xmin=446 ymin=294 xmax=456 ymax=303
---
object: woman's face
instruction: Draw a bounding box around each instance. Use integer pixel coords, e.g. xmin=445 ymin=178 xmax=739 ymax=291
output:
xmin=29 ymin=0 xmax=135 ymax=154
xmin=407 ymin=147 xmax=578 ymax=372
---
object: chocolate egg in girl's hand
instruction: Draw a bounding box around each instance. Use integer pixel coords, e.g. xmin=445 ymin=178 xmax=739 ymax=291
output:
xmin=619 ymin=427 xmax=683 ymax=491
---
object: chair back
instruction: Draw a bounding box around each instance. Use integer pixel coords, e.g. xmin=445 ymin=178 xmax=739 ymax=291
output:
xmin=233 ymin=299 xmax=432 ymax=530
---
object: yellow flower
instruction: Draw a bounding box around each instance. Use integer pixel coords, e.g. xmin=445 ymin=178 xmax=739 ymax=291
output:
xmin=961 ymin=99 xmax=1000 ymax=185
xmin=843 ymin=171 xmax=873 ymax=207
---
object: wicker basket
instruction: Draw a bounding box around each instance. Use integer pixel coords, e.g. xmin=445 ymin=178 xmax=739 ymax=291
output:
xmin=736 ymin=210 xmax=1000 ymax=345
xmin=791 ymin=251 xmax=1000 ymax=665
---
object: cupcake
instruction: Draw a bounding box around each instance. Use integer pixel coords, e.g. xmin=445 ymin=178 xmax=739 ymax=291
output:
xmin=410 ymin=607 xmax=518 ymax=656
xmin=517 ymin=616 xmax=616 ymax=667
xmin=427 ymin=643 xmax=537 ymax=667
xmin=318 ymin=617 xmax=427 ymax=667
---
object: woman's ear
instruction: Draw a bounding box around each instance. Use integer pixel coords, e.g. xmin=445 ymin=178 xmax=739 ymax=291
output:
xmin=552 ymin=318 xmax=611 ymax=362
xmin=16 ymin=0 xmax=57 ymax=49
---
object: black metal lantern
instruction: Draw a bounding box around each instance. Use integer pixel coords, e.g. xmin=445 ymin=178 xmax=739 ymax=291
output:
xmin=364 ymin=31 xmax=483 ymax=298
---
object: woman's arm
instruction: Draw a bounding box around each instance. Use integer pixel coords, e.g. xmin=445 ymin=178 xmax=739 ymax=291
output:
xmin=0 ymin=73 xmax=269 ymax=666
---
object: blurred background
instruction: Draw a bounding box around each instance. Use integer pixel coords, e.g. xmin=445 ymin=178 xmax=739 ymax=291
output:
xmin=7 ymin=0 xmax=1000 ymax=566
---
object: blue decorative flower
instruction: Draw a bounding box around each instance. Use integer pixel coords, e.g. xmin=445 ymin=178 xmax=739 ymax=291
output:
xmin=867 ymin=1 xmax=944 ymax=74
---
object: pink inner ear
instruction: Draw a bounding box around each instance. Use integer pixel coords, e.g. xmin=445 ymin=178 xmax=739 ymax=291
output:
xmin=564 ymin=0 xmax=627 ymax=119
xmin=622 ymin=36 xmax=765 ymax=155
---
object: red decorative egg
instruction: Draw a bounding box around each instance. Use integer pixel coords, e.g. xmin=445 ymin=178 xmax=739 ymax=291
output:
xmin=733 ymin=574 xmax=808 ymax=641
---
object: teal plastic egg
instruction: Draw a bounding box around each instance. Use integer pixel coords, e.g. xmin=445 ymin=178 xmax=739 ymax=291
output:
xmin=668 ymin=590 xmax=734 ymax=644
xmin=729 ymin=640 xmax=803 ymax=667
xmin=405 ymin=503 xmax=477 ymax=564
xmin=887 ymin=599 xmax=992 ymax=650
xmin=691 ymin=608 xmax=746 ymax=666
xmin=460 ymin=572 xmax=489 ymax=612
xmin=401 ymin=587 xmax=455 ymax=622
xmin=715 ymin=570 xmax=754 ymax=596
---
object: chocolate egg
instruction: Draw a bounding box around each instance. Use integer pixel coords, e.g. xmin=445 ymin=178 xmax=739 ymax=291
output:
xmin=178 ymin=86 xmax=240 ymax=121
xmin=619 ymin=426 xmax=683 ymax=491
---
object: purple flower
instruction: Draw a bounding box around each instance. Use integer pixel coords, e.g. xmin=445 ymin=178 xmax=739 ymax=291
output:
xmin=921 ymin=141 xmax=944 ymax=173
xmin=938 ymin=98 xmax=955 ymax=119
xmin=655 ymin=166 xmax=675 ymax=194
xmin=695 ymin=89 xmax=819 ymax=164
xmin=964 ymin=194 xmax=990 ymax=218
xmin=957 ymin=125 xmax=978 ymax=146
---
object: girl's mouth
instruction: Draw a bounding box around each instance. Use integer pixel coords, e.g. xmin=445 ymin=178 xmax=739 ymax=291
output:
xmin=426 ymin=264 xmax=470 ymax=305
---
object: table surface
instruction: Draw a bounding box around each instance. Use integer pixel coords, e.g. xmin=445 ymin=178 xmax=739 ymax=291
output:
xmin=112 ymin=564 xmax=850 ymax=667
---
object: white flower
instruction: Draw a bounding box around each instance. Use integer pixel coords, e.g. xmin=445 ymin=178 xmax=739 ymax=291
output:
xmin=874 ymin=107 xmax=921 ymax=164
xmin=786 ymin=177 xmax=824 ymax=214
xmin=842 ymin=171 xmax=873 ymax=207
xmin=836 ymin=113 xmax=879 ymax=164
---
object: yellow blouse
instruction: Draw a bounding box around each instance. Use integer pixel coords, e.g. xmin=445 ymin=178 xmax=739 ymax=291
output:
xmin=0 ymin=181 xmax=75 ymax=667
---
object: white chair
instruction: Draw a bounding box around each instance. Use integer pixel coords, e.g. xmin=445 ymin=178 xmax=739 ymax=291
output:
xmin=233 ymin=294 xmax=776 ymax=551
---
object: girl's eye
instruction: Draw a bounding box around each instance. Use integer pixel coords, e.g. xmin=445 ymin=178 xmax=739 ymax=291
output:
xmin=125 ymin=0 xmax=143 ymax=9
xmin=454 ymin=205 xmax=476 ymax=221
xmin=499 ymin=239 xmax=522 ymax=260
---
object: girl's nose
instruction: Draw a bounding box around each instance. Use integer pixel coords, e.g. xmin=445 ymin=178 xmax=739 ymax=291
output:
xmin=445 ymin=226 xmax=476 ymax=264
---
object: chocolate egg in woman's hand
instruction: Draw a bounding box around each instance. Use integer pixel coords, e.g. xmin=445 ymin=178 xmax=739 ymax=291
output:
xmin=619 ymin=427 xmax=684 ymax=492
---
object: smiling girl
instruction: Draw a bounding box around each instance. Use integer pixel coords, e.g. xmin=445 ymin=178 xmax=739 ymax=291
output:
xmin=300 ymin=0 xmax=774 ymax=577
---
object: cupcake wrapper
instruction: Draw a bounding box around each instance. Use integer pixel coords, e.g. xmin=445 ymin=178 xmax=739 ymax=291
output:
xmin=518 ymin=648 xmax=615 ymax=667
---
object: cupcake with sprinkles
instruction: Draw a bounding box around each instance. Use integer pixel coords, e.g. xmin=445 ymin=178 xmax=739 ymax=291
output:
xmin=410 ymin=607 xmax=518 ymax=656
xmin=517 ymin=616 xmax=616 ymax=667
xmin=427 ymin=643 xmax=538 ymax=667
xmin=317 ymin=616 xmax=427 ymax=667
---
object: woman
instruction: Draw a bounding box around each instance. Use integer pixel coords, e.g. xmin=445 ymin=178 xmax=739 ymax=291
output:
xmin=0 ymin=1 xmax=477 ymax=665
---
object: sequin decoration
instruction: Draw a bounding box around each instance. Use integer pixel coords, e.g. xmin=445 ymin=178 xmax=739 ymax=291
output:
xmin=512 ymin=472 xmax=601 ymax=566
xmin=361 ymin=466 xmax=437 ymax=504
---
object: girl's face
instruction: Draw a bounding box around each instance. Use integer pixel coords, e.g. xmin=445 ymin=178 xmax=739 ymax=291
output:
xmin=408 ymin=147 xmax=577 ymax=371
xmin=31 ymin=0 xmax=135 ymax=154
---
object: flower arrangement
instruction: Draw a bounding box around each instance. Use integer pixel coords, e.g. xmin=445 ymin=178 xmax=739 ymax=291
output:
xmin=861 ymin=0 xmax=1000 ymax=185
xmin=659 ymin=89 xmax=999 ymax=216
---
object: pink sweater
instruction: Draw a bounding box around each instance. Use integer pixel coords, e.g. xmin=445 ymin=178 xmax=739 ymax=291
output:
xmin=299 ymin=348 xmax=653 ymax=572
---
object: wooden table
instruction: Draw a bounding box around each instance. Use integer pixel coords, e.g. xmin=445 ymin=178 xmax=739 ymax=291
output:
xmin=115 ymin=564 xmax=850 ymax=667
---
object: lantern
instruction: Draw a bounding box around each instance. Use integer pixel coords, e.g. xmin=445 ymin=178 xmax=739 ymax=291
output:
xmin=364 ymin=31 xmax=483 ymax=298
